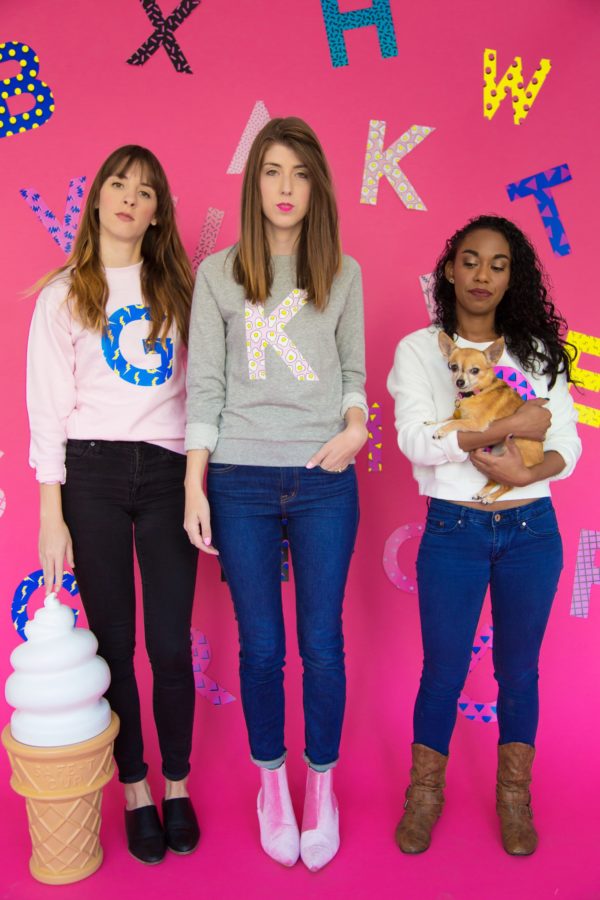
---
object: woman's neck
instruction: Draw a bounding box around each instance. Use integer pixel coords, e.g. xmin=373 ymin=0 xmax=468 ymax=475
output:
xmin=99 ymin=235 xmax=144 ymax=268
xmin=264 ymin=221 xmax=300 ymax=257
xmin=455 ymin=313 xmax=499 ymax=343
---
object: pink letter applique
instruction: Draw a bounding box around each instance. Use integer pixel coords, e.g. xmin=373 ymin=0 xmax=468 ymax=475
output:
xmin=244 ymin=290 xmax=319 ymax=382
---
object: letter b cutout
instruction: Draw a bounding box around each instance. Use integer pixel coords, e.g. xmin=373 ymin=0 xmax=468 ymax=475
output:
xmin=0 ymin=42 xmax=55 ymax=138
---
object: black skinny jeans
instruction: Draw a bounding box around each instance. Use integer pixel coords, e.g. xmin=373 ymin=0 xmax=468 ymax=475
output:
xmin=61 ymin=440 xmax=198 ymax=783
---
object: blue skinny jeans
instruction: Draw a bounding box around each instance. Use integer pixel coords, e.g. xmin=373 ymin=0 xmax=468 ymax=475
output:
xmin=207 ymin=464 xmax=359 ymax=771
xmin=414 ymin=497 xmax=563 ymax=756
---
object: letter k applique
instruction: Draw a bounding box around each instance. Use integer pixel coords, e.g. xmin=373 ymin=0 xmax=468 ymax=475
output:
xmin=244 ymin=290 xmax=319 ymax=382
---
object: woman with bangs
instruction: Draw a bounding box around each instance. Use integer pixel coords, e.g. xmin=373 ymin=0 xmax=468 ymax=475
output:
xmin=27 ymin=146 xmax=200 ymax=864
xmin=184 ymin=117 xmax=368 ymax=871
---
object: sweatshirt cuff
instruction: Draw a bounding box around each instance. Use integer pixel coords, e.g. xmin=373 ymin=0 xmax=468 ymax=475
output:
xmin=437 ymin=429 xmax=469 ymax=464
xmin=35 ymin=466 xmax=67 ymax=486
xmin=544 ymin=440 xmax=580 ymax=480
xmin=185 ymin=423 xmax=219 ymax=453
xmin=341 ymin=392 xmax=369 ymax=423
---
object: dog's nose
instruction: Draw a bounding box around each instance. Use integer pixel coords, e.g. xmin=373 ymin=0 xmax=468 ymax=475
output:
xmin=456 ymin=378 xmax=465 ymax=388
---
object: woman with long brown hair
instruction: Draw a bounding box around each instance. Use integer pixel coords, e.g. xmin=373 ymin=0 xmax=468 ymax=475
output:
xmin=27 ymin=145 xmax=200 ymax=864
xmin=184 ymin=118 xmax=368 ymax=871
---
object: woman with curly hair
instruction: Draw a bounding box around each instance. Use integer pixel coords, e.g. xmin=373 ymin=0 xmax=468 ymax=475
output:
xmin=387 ymin=215 xmax=581 ymax=855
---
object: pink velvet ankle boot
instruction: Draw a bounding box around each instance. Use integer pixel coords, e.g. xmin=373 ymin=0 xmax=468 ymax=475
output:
xmin=256 ymin=762 xmax=300 ymax=866
xmin=300 ymin=767 xmax=340 ymax=872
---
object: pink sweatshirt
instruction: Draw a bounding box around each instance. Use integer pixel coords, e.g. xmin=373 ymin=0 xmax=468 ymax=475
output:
xmin=27 ymin=262 xmax=187 ymax=484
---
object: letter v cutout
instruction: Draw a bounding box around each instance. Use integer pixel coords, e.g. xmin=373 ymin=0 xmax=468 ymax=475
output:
xmin=244 ymin=290 xmax=319 ymax=381
xmin=20 ymin=176 xmax=87 ymax=254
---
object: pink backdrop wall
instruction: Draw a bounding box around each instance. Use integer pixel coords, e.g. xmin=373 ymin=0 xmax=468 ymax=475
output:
xmin=1 ymin=2 xmax=599 ymax=898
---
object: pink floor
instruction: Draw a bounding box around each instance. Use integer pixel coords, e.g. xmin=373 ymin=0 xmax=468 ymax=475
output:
xmin=2 ymin=675 xmax=599 ymax=900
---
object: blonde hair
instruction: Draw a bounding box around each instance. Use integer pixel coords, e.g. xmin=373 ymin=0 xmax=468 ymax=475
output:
xmin=35 ymin=145 xmax=194 ymax=345
xmin=233 ymin=117 xmax=341 ymax=311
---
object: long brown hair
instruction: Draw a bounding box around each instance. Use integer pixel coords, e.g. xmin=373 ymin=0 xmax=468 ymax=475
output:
xmin=36 ymin=145 xmax=194 ymax=345
xmin=233 ymin=117 xmax=341 ymax=310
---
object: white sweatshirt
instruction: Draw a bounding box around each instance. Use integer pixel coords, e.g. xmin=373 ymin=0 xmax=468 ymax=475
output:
xmin=386 ymin=326 xmax=581 ymax=501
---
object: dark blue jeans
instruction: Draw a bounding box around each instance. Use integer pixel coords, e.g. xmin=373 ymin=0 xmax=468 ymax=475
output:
xmin=208 ymin=464 xmax=359 ymax=770
xmin=61 ymin=440 xmax=198 ymax=783
xmin=414 ymin=498 xmax=563 ymax=756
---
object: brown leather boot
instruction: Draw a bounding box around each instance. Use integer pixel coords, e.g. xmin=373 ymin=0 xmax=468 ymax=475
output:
xmin=395 ymin=743 xmax=448 ymax=853
xmin=496 ymin=742 xmax=538 ymax=855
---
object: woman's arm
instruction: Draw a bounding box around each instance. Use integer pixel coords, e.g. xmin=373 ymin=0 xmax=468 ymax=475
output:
xmin=183 ymin=449 xmax=219 ymax=555
xmin=27 ymin=284 xmax=77 ymax=592
xmin=470 ymin=440 xmax=566 ymax=487
xmin=306 ymin=406 xmax=368 ymax=470
xmin=306 ymin=262 xmax=369 ymax=470
xmin=456 ymin=398 xmax=552 ymax=451
xmin=39 ymin=484 xmax=74 ymax=594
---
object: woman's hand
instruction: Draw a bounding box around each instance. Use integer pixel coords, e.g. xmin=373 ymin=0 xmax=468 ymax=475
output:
xmin=184 ymin=481 xmax=219 ymax=555
xmin=509 ymin=398 xmax=551 ymax=442
xmin=469 ymin=437 xmax=534 ymax=488
xmin=306 ymin=419 xmax=368 ymax=472
xmin=39 ymin=483 xmax=74 ymax=595
xmin=39 ymin=516 xmax=74 ymax=595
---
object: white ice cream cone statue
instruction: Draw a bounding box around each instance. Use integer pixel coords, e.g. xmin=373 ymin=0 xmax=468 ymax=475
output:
xmin=3 ymin=592 xmax=119 ymax=884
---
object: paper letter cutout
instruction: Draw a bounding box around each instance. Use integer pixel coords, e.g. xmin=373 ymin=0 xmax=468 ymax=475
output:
xmin=0 ymin=42 xmax=55 ymax=138
xmin=193 ymin=207 xmax=224 ymax=272
xmin=320 ymin=0 xmax=398 ymax=68
xmin=361 ymin=120 xmax=434 ymax=209
xmin=506 ymin=164 xmax=572 ymax=256
xmin=458 ymin=624 xmax=497 ymax=724
xmin=571 ymin=530 xmax=600 ymax=619
xmin=0 ymin=450 xmax=5 ymax=520
xmin=227 ymin=101 xmax=271 ymax=174
xmin=12 ymin=570 xmax=79 ymax=641
xmin=566 ymin=330 xmax=600 ymax=428
xmin=191 ymin=628 xmax=236 ymax=705
xmin=483 ymin=48 xmax=551 ymax=125
xmin=244 ymin=291 xmax=318 ymax=381
xmin=419 ymin=273 xmax=435 ymax=321
xmin=127 ymin=0 xmax=201 ymax=73
xmin=368 ymin=403 xmax=382 ymax=472
xmin=382 ymin=523 xmax=423 ymax=593
xmin=20 ymin=177 xmax=86 ymax=254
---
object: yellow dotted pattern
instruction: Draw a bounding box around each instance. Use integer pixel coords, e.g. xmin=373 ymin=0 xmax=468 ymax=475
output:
xmin=567 ymin=330 xmax=600 ymax=428
xmin=483 ymin=48 xmax=551 ymax=126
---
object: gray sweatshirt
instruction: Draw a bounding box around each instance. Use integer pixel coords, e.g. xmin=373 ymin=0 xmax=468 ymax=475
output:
xmin=185 ymin=247 xmax=367 ymax=466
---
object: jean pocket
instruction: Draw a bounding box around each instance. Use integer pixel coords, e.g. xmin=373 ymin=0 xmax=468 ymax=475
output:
xmin=65 ymin=440 xmax=97 ymax=460
xmin=208 ymin=463 xmax=238 ymax=474
xmin=425 ymin=511 xmax=464 ymax=535
xmin=523 ymin=508 xmax=560 ymax=537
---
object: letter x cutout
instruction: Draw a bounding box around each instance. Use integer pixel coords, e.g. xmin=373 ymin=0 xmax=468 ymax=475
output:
xmin=127 ymin=0 xmax=201 ymax=74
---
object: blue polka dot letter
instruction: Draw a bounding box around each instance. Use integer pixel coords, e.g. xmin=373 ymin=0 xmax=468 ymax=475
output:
xmin=0 ymin=42 xmax=55 ymax=138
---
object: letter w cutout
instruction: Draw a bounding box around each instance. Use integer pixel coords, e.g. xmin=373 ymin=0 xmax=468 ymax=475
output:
xmin=244 ymin=290 xmax=319 ymax=381
xmin=483 ymin=48 xmax=551 ymax=125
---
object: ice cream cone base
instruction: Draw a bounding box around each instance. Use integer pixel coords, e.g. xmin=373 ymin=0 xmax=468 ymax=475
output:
xmin=2 ymin=712 xmax=119 ymax=885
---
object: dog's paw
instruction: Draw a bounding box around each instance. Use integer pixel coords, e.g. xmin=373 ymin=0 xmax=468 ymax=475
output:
xmin=423 ymin=420 xmax=435 ymax=426
xmin=433 ymin=428 xmax=448 ymax=440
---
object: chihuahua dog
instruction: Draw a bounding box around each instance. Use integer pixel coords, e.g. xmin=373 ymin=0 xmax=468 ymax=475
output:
xmin=432 ymin=332 xmax=543 ymax=503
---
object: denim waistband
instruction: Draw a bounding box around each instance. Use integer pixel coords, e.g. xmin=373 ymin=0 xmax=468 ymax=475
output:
xmin=427 ymin=496 xmax=554 ymax=527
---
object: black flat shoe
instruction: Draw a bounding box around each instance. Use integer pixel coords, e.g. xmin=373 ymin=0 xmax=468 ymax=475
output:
xmin=125 ymin=805 xmax=166 ymax=865
xmin=162 ymin=797 xmax=200 ymax=854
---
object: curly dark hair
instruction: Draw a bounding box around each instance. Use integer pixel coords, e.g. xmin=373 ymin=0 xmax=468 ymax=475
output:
xmin=432 ymin=215 xmax=575 ymax=387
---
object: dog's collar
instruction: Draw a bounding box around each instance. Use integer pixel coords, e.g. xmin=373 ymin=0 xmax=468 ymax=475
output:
xmin=455 ymin=389 xmax=481 ymax=403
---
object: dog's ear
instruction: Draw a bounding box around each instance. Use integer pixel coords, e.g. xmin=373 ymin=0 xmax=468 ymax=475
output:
xmin=438 ymin=331 xmax=455 ymax=359
xmin=484 ymin=337 xmax=505 ymax=365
